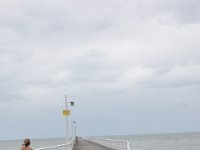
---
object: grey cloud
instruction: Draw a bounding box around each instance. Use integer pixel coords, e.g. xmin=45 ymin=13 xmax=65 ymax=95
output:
xmin=60 ymin=50 xmax=122 ymax=83
xmin=154 ymin=0 xmax=200 ymax=24
xmin=178 ymin=101 xmax=190 ymax=108
xmin=0 ymin=0 xmax=114 ymax=39
xmin=152 ymin=66 xmax=200 ymax=88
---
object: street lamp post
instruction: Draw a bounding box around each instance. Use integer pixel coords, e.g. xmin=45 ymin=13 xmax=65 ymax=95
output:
xmin=65 ymin=95 xmax=70 ymax=144
xmin=64 ymin=95 xmax=75 ymax=144
xmin=73 ymin=121 xmax=78 ymax=143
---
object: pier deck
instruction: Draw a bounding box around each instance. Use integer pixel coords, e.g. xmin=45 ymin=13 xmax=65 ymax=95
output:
xmin=73 ymin=138 xmax=115 ymax=150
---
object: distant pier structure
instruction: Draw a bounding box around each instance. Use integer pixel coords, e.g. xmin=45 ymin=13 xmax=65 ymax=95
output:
xmin=35 ymin=137 xmax=131 ymax=150
xmin=34 ymin=96 xmax=131 ymax=150
xmin=73 ymin=137 xmax=115 ymax=150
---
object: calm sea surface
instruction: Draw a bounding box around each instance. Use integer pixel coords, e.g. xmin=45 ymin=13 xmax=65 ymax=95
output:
xmin=103 ymin=132 xmax=200 ymax=150
xmin=0 ymin=132 xmax=200 ymax=150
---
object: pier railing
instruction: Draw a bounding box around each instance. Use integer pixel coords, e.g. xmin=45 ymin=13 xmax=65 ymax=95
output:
xmin=87 ymin=137 xmax=131 ymax=150
xmin=34 ymin=138 xmax=75 ymax=150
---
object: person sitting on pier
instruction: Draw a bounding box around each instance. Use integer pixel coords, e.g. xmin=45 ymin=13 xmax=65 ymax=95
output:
xmin=20 ymin=138 xmax=33 ymax=150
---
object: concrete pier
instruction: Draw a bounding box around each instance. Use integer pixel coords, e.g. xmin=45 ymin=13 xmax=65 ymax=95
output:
xmin=73 ymin=138 xmax=115 ymax=150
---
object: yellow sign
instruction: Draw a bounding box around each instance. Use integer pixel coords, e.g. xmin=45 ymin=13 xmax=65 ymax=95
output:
xmin=63 ymin=110 xmax=70 ymax=116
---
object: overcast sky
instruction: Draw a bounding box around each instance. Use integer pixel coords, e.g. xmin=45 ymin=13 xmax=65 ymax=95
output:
xmin=0 ymin=0 xmax=200 ymax=140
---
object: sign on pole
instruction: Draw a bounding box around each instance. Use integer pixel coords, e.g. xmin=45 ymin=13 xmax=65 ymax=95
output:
xmin=63 ymin=109 xmax=70 ymax=116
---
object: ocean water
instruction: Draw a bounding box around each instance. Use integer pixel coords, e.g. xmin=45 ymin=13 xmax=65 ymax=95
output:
xmin=104 ymin=132 xmax=200 ymax=150
xmin=0 ymin=132 xmax=200 ymax=150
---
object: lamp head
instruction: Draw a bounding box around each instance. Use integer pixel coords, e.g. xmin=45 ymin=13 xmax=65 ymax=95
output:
xmin=70 ymin=101 xmax=75 ymax=106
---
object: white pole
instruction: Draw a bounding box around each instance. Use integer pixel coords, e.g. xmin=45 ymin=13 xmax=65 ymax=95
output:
xmin=65 ymin=95 xmax=70 ymax=144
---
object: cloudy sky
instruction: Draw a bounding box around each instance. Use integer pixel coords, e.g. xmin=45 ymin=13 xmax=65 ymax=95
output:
xmin=0 ymin=0 xmax=200 ymax=140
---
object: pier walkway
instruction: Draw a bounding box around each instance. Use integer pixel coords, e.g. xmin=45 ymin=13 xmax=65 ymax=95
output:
xmin=73 ymin=138 xmax=114 ymax=150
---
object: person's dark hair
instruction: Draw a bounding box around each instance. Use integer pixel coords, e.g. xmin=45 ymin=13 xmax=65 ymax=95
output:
xmin=24 ymin=138 xmax=31 ymax=147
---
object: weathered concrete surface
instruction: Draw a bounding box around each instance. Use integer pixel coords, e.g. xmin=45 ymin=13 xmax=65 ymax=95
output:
xmin=74 ymin=138 xmax=115 ymax=150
